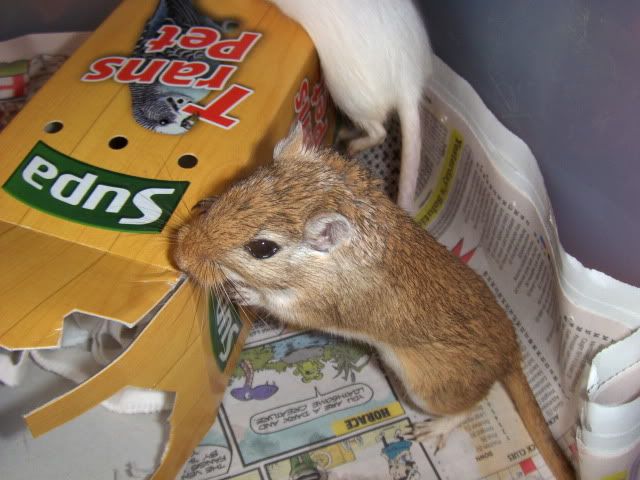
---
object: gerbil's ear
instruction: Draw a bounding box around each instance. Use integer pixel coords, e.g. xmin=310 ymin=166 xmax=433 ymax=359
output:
xmin=274 ymin=122 xmax=306 ymax=161
xmin=304 ymin=212 xmax=352 ymax=252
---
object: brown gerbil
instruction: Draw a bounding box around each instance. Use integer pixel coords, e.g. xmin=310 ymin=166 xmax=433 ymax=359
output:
xmin=173 ymin=125 xmax=575 ymax=480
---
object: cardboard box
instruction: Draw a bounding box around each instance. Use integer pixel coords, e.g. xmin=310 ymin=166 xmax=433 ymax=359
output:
xmin=0 ymin=0 xmax=333 ymax=478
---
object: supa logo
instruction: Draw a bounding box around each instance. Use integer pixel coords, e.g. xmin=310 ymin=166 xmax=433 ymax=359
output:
xmin=3 ymin=142 xmax=189 ymax=233
xmin=208 ymin=294 xmax=242 ymax=372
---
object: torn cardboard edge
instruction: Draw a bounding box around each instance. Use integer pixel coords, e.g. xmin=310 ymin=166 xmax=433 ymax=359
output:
xmin=0 ymin=221 xmax=182 ymax=350
xmin=23 ymin=275 xmax=252 ymax=479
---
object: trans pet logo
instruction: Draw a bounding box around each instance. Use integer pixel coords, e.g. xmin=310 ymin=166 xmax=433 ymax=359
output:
xmin=3 ymin=141 xmax=189 ymax=233
xmin=81 ymin=0 xmax=261 ymax=135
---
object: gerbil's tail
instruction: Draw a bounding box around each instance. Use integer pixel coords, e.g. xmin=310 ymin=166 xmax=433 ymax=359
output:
xmin=502 ymin=367 xmax=575 ymax=480
xmin=396 ymin=100 xmax=422 ymax=213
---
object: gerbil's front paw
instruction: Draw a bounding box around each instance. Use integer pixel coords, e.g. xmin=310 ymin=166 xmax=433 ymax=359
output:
xmin=225 ymin=282 xmax=261 ymax=307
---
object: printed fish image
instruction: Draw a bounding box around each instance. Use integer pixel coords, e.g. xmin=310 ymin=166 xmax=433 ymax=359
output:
xmin=130 ymin=0 xmax=237 ymax=134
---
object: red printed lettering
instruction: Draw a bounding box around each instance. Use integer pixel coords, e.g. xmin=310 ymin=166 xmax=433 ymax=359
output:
xmin=293 ymin=76 xmax=331 ymax=147
xmin=178 ymin=26 xmax=220 ymax=49
xmin=145 ymin=25 xmax=181 ymax=53
xmin=295 ymin=78 xmax=311 ymax=121
xmin=295 ymin=78 xmax=314 ymax=142
xmin=301 ymin=114 xmax=313 ymax=142
xmin=115 ymin=58 xmax=168 ymax=84
xmin=194 ymin=64 xmax=237 ymax=90
xmin=206 ymin=32 xmax=262 ymax=62
xmin=81 ymin=56 xmax=126 ymax=82
xmin=182 ymin=84 xmax=253 ymax=129
xmin=311 ymin=81 xmax=327 ymax=123
xmin=313 ymin=120 xmax=328 ymax=146
xmin=159 ymin=60 xmax=209 ymax=87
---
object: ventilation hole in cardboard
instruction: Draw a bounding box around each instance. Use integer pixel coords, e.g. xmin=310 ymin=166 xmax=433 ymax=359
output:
xmin=109 ymin=136 xmax=128 ymax=149
xmin=10 ymin=351 xmax=22 ymax=365
xmin=178 ymin=154 xmax=198 ymax=169
xmin=44 ymin=121 xmax=63 ymax=133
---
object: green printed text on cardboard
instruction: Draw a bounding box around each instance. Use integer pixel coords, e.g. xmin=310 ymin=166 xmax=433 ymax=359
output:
xmin=209 ymin=294 xmax=242 ymax=372
xmin=3 ymin=142 xmax=189 ymax=232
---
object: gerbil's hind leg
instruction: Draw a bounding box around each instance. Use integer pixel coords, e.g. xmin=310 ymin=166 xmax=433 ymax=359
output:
xmin=404 ymin=410 xmax=472 ymax=454
xmin=347 ymin=120 xmax=386 ymax=156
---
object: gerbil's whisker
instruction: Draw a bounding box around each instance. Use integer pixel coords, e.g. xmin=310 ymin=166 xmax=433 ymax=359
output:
xmin=216 ymin=279 xmax=256 ymax=330
xmin=185 ymin=282 xmax=202 ymax=347
xmin=223 ymin=277 xmax=267 ymax=328
xmin=219 ymin=281 xmax=236 ymax=314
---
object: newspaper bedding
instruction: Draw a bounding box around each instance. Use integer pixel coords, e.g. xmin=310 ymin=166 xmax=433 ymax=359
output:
xmin=0 ymin=33 xmax=639 ymax=480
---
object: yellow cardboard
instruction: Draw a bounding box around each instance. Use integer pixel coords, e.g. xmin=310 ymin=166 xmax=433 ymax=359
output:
xmin=25 ymin=279 xmax=251 ymax=479
xmin=0 ymin=0 xmax=334 ymax=477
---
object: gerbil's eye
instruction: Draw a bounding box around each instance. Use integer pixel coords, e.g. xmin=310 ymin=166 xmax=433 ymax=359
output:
xmin=159 ymin=119 xmax=169 ymax=126
xmin=244 ymin=239 xmax=280 ymax=259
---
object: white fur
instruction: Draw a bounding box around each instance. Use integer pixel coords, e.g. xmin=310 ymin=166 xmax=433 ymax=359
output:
xmin=221 ymin=268 xmax=263 ymax=305
xmin=262 ymin=287 xmax=299 ymax=315
xmin=221 ymin=266 xmax=301 ymax=320
xmin=269 ymin=0 xmax=433 ymax=211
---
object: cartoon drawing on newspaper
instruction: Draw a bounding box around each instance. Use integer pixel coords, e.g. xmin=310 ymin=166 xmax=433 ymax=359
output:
xmin=221 ymin=332 xmax=404 ymax=464
xmin=180 ymin=416 xmax=233 ymax=479
xmin=226 ymin=471 xmax=263 ymax=480
xmin=228 ymin=333 xmax=373 ymax=402
xmin=265 ymin=420 xmax=440 ymax=480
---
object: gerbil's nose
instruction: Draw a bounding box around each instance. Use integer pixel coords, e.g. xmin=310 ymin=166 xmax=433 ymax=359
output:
xmin=173 ymin=250 xmax=188 ymax=274
xmin=172 ymin=226 xmax=192 ymax=273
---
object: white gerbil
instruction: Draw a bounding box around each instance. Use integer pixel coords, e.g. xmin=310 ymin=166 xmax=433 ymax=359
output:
xmin=269 ymin=0 xmax=432 ymax=212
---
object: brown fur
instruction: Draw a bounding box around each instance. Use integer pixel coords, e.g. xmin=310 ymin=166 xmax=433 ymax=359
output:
xmin=173 ymin=126 xmax=575 ymax=480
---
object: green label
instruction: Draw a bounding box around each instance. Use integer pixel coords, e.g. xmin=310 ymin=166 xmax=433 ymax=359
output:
xmin=3 ymin=141 xmax=189 ymax=233
xmin=208 ymin=294 xmax=242 ymax=371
